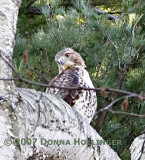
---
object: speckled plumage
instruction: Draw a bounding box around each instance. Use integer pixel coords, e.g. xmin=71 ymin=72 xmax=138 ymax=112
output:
xmin=46 ymin=48 xmax=97 ymax=123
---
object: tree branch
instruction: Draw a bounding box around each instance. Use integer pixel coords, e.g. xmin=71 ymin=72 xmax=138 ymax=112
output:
xmin=26 ymin=0 xmax=37 ymax=9
xmin=96 ymin=94 xmax=143 ymax=116
xmin=2 ymin=52 xmax=145 ymax=98
xmin=94 ymin=8 xmax=118 ymax=20
xmin=25 ymin=64 xmax=50 ymax=82
xmin=103 ymin=117 xmax=140 ymax=138
xmin=132 ymin=14 xmax=143 ymax=44
xmin=25 ymin=2 xmax=118 ymax=21
xmin=108 ymin=109 xmax=145 ymax=118
xmin=0 ymin=52 xmax=145 ymax=120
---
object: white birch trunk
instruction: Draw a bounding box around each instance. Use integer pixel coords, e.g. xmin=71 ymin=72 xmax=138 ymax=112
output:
xmin=130 ymin=134 xmax=145 ymax=160
xmin=0 ymin=88 xmax=121 ymax=160
xmin=0 ymin=0 xmax=20 ymax=94
xmin=0 ymin=0 xmax=125 ymax=159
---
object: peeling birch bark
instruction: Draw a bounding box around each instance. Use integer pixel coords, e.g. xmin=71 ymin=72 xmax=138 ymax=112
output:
xmin=130 ymin=134 xmax=145 ymax=160
xmin=0 ymin=88 xmax=121 ymax=160
xmin=0 ymin=0 xmax=21 ymax=94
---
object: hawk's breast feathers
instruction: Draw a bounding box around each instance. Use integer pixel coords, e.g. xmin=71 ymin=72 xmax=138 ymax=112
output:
xmin=46 ymin=66 xmax=97 ymax=123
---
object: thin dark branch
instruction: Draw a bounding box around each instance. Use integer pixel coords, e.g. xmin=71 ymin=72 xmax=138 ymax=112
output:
xmin=0 ymin=78 xmax=144 ymax=100
xmin=26 ymin=0 xmax=37 ymax=9
xmin=25 ymin=64 xmax=50 ymax=82
xmin=96 ymin=110 xmax=107 ymax=133
xmin=107 ymin=11 xmax=122 ymax=14
xmin=26 ymin=7 xmax=42 ymax=15
xmin=119 ymin=130 xmax=136 ymax=156
xmin=0 ymin=53 xmax=145 ymax=99
xmin=26 ymin=4 xmax=51 ymax=15
xmin=94 ymin=8 xmax=118 ymax=20
xmin=0 ymin=78 xmax=20 ymax=81
xmin=96 ymin=95 xmax=143 ymax=115
xmin=103 ymin=117 xmax=140 ymax=138
xmin=108 ymin=109 xmax=145 ymax=118
xmin=131 ymin=14 xmax=143 ymax=44
xmin=25 ymin=2 xmax=118 ymax=21
xmin=128 ymin=0 xmax=143 ymax=13
xmin=0 ymin=53 xmax=145 ymax=119
xmin=105 ymin=32 xmax=119 ymax=54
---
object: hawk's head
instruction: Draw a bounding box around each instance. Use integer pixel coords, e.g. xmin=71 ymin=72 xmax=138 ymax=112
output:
xmin=55 ymin=48 xmax=86 ymax=73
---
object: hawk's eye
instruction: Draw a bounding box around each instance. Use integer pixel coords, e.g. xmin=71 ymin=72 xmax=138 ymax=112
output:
xmin=65 ymin=53 xmax=70 ymax=58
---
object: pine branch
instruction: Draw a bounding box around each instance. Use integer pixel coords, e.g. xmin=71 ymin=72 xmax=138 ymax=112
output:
xmin=95 ymin=110 xmax=107 ymax=132
xmin=128 ymin=0 xmax=143 ymax=13
xmin=1 ymin=52 xmax=145 ymax=100
xmin=95 ymin=56 xmax=128 ymax=132
xmin=25 ymin=3 xmax=118 ymax=21
xmin=25 ymin=64 xmax=50 ymax=82
xmin=103 ymin=117 xmax=140 ymax=138
xmin=96 ymin=94 xmax=144 ymax=115
xmin=0 ymin=52 xmax=145 ymax=120
xmin=94 ymin=8 xmax=118 ymax=20
xmin=131 ymin=14 xmax=143 ymax=44
xmin=25 ymin=7 xmax=42 ymax=15
xmin=26 ymin=0 xmax=37 ymax=9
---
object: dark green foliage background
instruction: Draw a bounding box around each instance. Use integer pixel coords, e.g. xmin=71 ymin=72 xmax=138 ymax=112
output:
xmin=13 ymin=0 xmax=145 ymax=159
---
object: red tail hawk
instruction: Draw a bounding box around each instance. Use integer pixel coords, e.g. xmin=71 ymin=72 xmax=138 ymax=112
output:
xmin=46 ymin=48 xmax=97 ymax=123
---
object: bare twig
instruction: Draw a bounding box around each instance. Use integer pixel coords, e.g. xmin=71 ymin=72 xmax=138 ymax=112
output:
xmin=104 ymin=32 xmax=122 ymax=70
xmin=105 ymin=33 xmax=119 ymax=55
xmin=0 ymin=78 xmax=20 ymax=81
xmin=96 ymin=94 xmax=143 ymax=115
xmin=26 ymin=7 xmax=42 ymax=15
xmin=26 ymin=0 xmax=37 ymax=9
xmin=103 ymin=117 xmax=140 ymax=138
xmin=132 ymin=14 xmax=143 ymax=44
xmin=119 ymin=130 xmax=137 ymax=156
xmin=128 ymin=0 xmax=143 ymax=13
xmin=56 ymin=20 xmax=67 ymax=47
xmin=108 ymin=109 xmax=145 ymax=118
xmin=94 ymin=8 xmax=118 ymax=20
xmin=95 ymin=110 xmax=107 ymax=132
xmin=25 ymin=2 xmax=118 ymax=21
xmin=1 ymin=53 xmax=145 ymax=98
xmin=0 ymin=53 xmax=145 ymax=120
xmin=25 ymin=64 xmax=50 ymax=82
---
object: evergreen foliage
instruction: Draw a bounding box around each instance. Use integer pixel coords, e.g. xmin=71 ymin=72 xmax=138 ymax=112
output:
xmin=13 ymin=0 xmax=145 ymax=159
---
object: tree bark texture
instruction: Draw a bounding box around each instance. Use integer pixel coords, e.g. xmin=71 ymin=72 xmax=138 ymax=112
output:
xmin=0 ymin=88 xmax=121 ymax=160
xmin=0 ymin=0 xmax=20 ymax=94
xmin=130 ymin=134 xmax=145 ymax=160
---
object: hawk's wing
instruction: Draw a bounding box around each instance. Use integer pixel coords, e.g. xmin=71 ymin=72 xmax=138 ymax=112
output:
xmin=46 ymin=67 xmax=85 ymax=106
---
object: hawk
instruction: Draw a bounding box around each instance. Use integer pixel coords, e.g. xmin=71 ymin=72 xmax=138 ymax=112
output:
xmin=46 ymin=48 xmax=97 ymax=123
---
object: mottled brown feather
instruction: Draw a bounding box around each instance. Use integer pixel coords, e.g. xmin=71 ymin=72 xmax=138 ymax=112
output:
xmin=46 ymin=48 xmax=97 ymax=123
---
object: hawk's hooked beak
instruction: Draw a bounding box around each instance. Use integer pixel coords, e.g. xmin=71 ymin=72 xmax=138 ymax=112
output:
xmin=59 ymin=58 xmax=65 ymax=65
